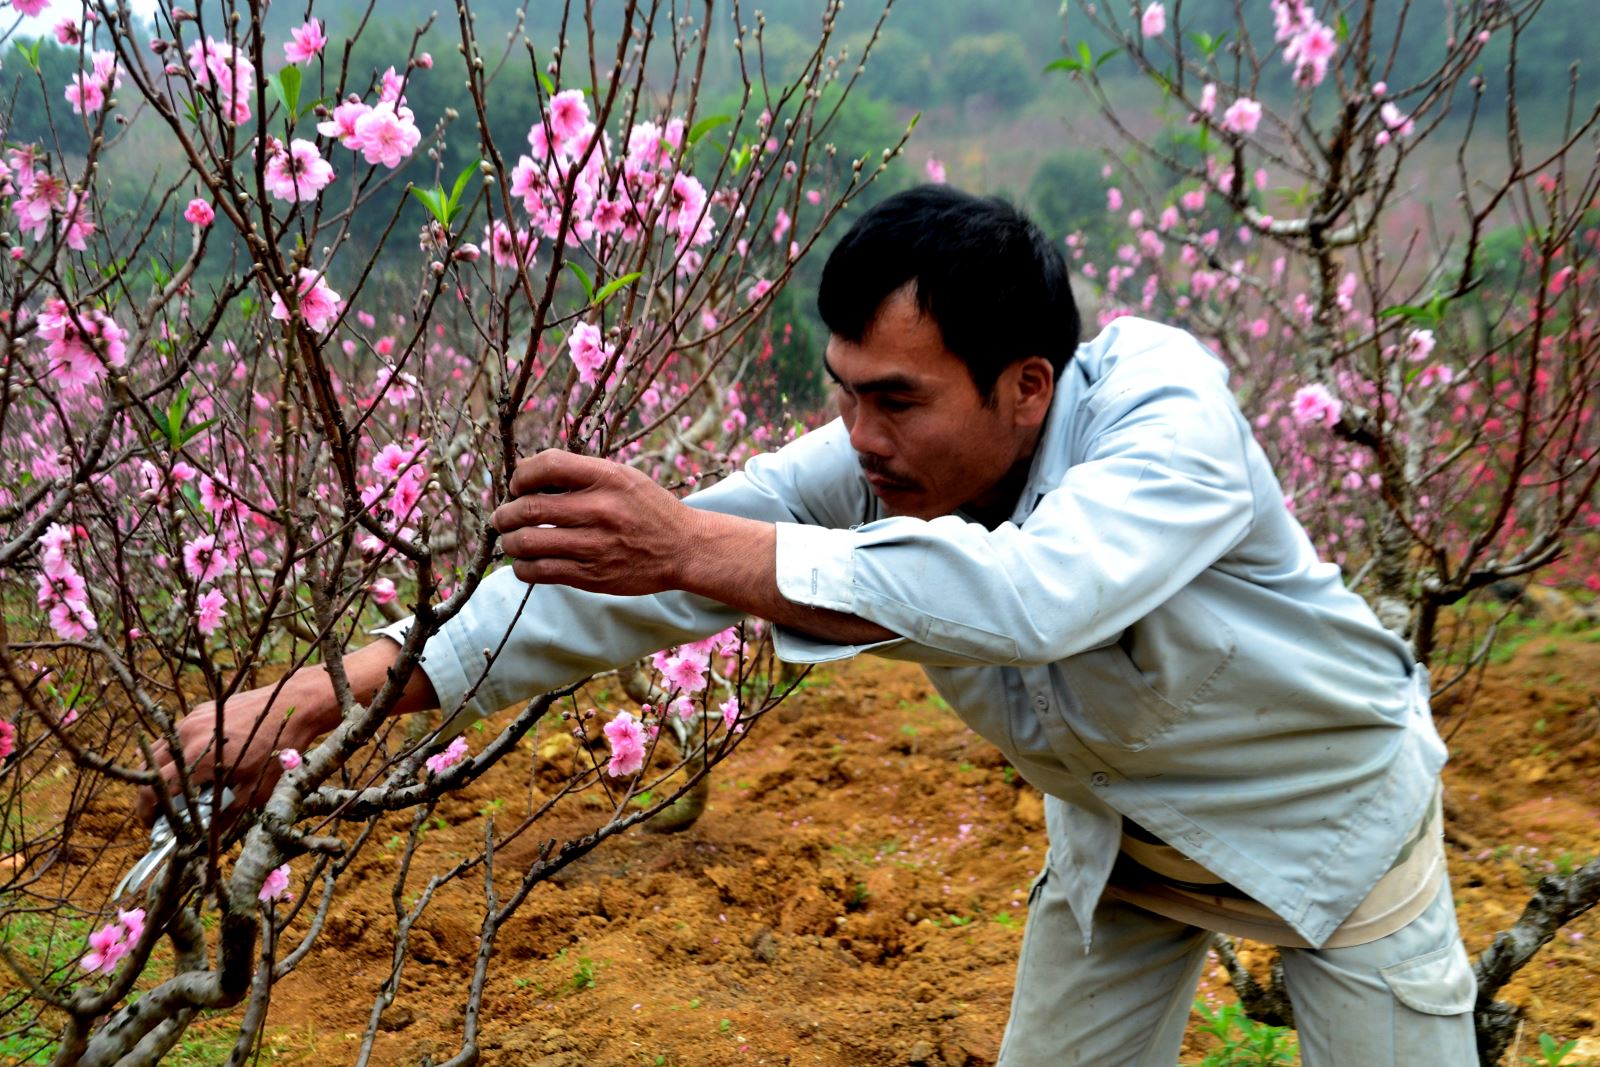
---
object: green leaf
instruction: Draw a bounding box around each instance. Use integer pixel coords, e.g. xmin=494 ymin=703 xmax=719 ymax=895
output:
xmin=1044 ymin=57 xmax=1082 ymax=74
xmin=1378 ymin=303 xmax=1428 ymax=321
xmin=1094 ymin=48 xmax=1122 ymax=71
xmin=446 ymin=160 xmax=481 ymax=219
xmin=591 ymin=271 xmax=642 ymax=307
xmin=266 ymin=66 xmax=302 ymax=123
xmin=565 ymin=261 xmax=594 ymax=302
xmin=1335 ymin=12 xmax=1350 ymax=43
xmin=14 ymin=38 xmax=42 ymax=73
xmin=149 ymin=409 xmax=172 ymax=445
xmin=409 ymin=186 xmax=447 ymax=226
xmin=168 ymin=388 xmax=192 ymax=448
xmin=299 ymin=96 xmax=327 ymax=121
xmin=178 ymin=416 xmax=220 ymax=447
xmin=537 ymin=70 xmax=556 ymax=97
xmin=686 ymin=113 xmax=731 ymax=146
xmin=1379 ymin=293 xmax=1451 ymax=326
xmin=730 ymin=143 xmax=753 ymax=173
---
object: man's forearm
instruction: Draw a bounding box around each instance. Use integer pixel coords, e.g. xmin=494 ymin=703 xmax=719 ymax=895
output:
xmin=678 ymin=509 xmax=898 ymax=646
xmin=282 ymin=638 xmax=441 ymax=742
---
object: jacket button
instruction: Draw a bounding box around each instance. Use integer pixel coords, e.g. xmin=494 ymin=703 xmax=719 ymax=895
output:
xmin=1032 ymin=694 xmax=1049 ymax=712
xmin=1090 ymin=772 xmax=1110 ymax=788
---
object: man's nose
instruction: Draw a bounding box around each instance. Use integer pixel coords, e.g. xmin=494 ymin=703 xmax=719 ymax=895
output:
xmin=846 ymin=408 xmax=891 ymax=458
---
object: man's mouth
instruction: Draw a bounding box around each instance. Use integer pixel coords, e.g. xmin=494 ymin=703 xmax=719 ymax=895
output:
xmin=863 ymin=468 xmax=918 ymax=493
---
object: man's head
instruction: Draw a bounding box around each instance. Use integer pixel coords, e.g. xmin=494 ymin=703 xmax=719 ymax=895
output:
xmin=816 ymin=185 xmax=1080 ymax=521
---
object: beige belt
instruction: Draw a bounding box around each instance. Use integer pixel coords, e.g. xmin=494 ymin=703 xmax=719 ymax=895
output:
xmin=1104 ymin=794 xmax=1445 ymax=949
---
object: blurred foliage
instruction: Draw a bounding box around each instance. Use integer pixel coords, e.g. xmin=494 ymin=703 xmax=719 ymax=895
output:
xmin=12 ymin=0 xmax=1597 ymax=392
xmin=1028 ymin=149 xmax=1120 ymax=252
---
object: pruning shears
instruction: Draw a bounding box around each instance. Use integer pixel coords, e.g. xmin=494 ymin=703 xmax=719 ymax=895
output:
xmin=112 ymin=787 xmax=234 ymax=900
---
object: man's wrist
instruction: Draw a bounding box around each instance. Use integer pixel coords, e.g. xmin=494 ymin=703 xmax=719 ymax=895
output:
xmin=277 ymin=669 xmax=342 ymax=745
xmin=675 ymin=508 xmax=776 ymax=606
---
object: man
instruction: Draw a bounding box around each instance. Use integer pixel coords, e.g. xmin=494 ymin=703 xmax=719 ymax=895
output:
xmin=150 ymin=186 xmax=1475 ymax=1065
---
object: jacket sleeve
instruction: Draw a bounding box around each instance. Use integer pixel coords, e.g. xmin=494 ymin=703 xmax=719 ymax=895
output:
xmin=372 ymin=419 xmax=876 ymax=732
xmin=770 ymin=352 xmax=1259 ymax=668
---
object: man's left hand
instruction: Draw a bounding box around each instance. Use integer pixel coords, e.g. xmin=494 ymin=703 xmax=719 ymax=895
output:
xmin=492 ymin=450 xmax=700 ymax=596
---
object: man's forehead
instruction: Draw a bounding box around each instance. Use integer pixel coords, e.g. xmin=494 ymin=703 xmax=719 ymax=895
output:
xmin=822 ymin=342 xmax=933 ymax=395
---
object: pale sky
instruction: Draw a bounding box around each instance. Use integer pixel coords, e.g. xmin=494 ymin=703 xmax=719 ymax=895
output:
xmin=6 ymin=0 xmax=159 ymax=41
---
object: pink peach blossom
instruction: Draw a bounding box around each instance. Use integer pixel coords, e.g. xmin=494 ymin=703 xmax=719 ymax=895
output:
xmin=351 ymin=102 xmax=421 ymax=169
xmin=1221 ymin=97 xmax=1263 ymax=135
xmin=183 ymin=198 xmax=215 ymax=226
xmin=269 ymin=268 xmax=344 ymax=333
xmin=424 ymin=735 xmax=469 ymax=775
xmin=258 ymin=863 xmax=291 ymax=902
xmin=603 ymin=711 xmax=647 ymax=777
xmin=546 ymin=89 xmax=589 ymax=144
xmin=263 ymin=139 xmax=335 ymax=202
xmin=79 ymin=922 xmax=129 ymax=974
xmin=1290 ymin=383 xmax=1342 ymax=427
xmin=194 ymin=588 xmax=227 ymax=635
xmin=283 ymin=18 xmax=327 ymax=64
xmin=1140 ymin=2 xmax=1166 ymax=37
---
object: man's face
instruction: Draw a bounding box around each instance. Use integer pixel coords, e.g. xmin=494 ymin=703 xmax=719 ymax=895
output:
xmin=825 ymin=289 xmax=1053 ymax=522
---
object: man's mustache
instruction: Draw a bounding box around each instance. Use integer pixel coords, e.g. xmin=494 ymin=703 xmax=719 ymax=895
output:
xmin=857 ymin=454 xmax=918 ymax=488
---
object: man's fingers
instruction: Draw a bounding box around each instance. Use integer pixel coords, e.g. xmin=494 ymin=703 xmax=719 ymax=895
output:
xmin=491 ymin=489 xmax=585 ymax=535
xmin=137 ymin=744 xmax=210 ymax=826
xmin=508 ymin=449 xmax=616 ymax=497
xmin=146 ymin=737 xmax=173 ymax=775
xmin=509 ymin=557 xmax=597 ymax=588
xmin=499 ymin=524 xmax=592 ymax=564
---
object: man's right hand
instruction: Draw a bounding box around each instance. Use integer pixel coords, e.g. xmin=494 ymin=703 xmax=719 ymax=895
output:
xmin=136 ymin=680 xmax=320 ymax=827
xmin=134 ymin=639 xmax=440 ymax=827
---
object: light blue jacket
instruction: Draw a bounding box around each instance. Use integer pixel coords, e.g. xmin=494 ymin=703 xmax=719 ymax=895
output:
xmin=379 ymin=316 xmax=1445 ymax=949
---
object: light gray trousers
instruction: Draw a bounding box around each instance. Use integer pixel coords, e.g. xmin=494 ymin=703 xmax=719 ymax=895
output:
xmin=995 ymin=864 xmax=1479 ymax=1066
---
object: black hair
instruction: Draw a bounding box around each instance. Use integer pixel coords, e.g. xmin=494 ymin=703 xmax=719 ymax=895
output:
xmin=817 ymin=184 xmax=1080 ymax=398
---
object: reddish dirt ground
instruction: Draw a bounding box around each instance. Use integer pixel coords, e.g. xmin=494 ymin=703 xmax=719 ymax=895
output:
xmin=253 ymin=628 xmax=1600 ymax=1067
xmin=7 ymin=626 xmax=1599 ymax=1066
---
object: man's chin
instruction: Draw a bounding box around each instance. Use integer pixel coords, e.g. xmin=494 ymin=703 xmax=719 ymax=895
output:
xmin=868 ymin=481 xmax=938 ymax=518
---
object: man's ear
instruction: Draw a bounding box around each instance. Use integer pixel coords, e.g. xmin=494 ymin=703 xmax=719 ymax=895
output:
xmin=1011 ymin=356 xmax=1055 ymax=429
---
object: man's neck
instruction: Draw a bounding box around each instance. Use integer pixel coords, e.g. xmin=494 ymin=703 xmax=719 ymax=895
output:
xmin=963 ymin=428 xmax=1045 ymax=529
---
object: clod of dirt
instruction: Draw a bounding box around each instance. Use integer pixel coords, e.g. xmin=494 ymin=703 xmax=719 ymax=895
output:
xmin=779 ymin=883 xmax=844 ymax=935
xmin=377 ymin=1005 xmax=414 ymax=1032
xmin=1011 ymin=787 xmax=1044 ymax=829
xmin=907 ymin=1039 xmax=937 ymax=1064
xmin=748 ymin=925 xmax=779 ymax=962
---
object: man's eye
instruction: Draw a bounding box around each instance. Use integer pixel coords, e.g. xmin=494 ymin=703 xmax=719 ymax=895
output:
xmin=878 ymin=397 xmax=913 ymax=413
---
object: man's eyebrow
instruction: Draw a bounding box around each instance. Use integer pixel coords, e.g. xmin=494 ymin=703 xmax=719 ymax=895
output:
xmin=822 ymin=357 xmax=923 ymax=396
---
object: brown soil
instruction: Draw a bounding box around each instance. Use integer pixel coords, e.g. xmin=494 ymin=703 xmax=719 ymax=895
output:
xmin=255 ymin=630 xmax=1600 ymax=1067
xmin=12 ymin=629 xmax=1600 ymax=1066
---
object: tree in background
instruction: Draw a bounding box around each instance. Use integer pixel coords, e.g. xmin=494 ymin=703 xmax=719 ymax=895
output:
xmin=0 ymin=1 xmax=907 ymax=1062
xmin=1050 ymin=0 xmax=1598 ymax=1061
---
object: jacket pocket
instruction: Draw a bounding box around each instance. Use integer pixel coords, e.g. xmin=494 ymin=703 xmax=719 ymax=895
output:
xmin=1060 ymin=586 xmax=1237 ymax=750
